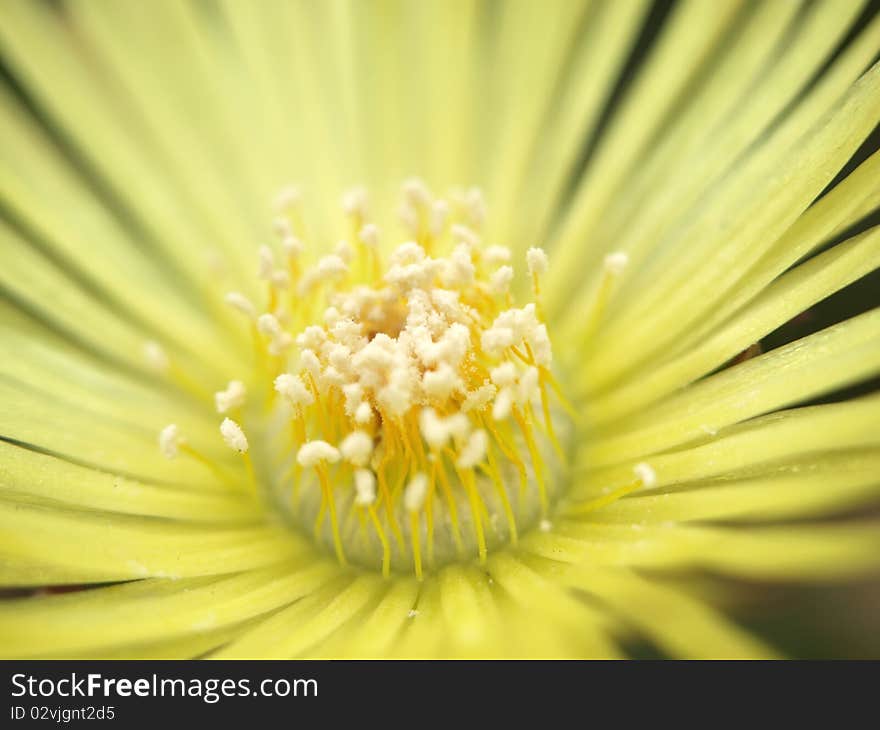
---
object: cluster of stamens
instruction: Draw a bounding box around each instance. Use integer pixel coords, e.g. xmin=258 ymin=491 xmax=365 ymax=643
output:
xmin=159 ymin=180 xmax=576 ymax=579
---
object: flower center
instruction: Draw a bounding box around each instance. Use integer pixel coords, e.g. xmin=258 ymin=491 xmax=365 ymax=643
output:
xmin=161 ymin=181 xmax=574 ymax=579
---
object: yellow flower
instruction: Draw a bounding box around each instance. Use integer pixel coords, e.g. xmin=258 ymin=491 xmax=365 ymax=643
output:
xmin=1 ymin=0 xmax=879 ymax=659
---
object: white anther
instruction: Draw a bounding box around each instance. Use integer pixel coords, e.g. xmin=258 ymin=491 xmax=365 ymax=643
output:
xmin=274 ymin=373 xmax=314 ymax=409
xmin=404 ymin=472 xmax=429 ymax=512
xmin=342 ymin=186 xmax=369 ymax=218
xmin=446 ymin=413 xmax=471 ymax=443
xmin=159 ymin=424 xmax=182 ymax=460
xmin=271 ymin=336 xmax=293 ymax=357
xmin=483 ymin=245 xmax=512 ymax=266
xmin=321 ymin=366 xmax=345 ymax=388
xmin=539 ymin=519 xmax=552 ymax=533
xmin=421 ymin=363 xmax=461 ymax=400
xmin=272 ymin=216 xmax=292 ymax=238
xmin=316 ymin=254 xmax=348 ymax=278
xmin=481 ymin=327 xmax=515 ymax=356
xmin=271 ymin=270 xmax=290 ymax=289
xmin=398 ymin=201 xmax=420 ymax=233
xmin=377 ymin=372 xmax=415 ymax=417
xmin=456 ymin=429 xmax=488 ymax=469
xmin=355 ymin=401 xmax=374 ymax=424
xmin=281 ymin=235 xmax=304 ymax=259
xmin=359 ymin=223 xmax=380 ymax=248
xmin=215 ymin=380 xmax=246 ymax=414
xmin=633 ymin=461 xmax=657 ymax=489
xmin=385 ymin=248 xmax=438 ymax=291
xmin=258 ymin=245 xmax=275 ymax=280
xmin=274 ymin=185 xmax=301 ymax=212
xmin=327 ymin=346 xmax=352 ymax=376
xmin=450 ymin=224 xmax=479 ymax=248
xmin=257 ymin=313 xmax=282 ymax=337
xmin=220 ymin=418 xmax=249 ymax=453
xmin=297 ymin=440 xmax=341 ymax=467
xmin=331 ymin=318 xmax=364 ymax=348
xmin=341 ymin=381 xmax=363 ymax=412
xmin=354 ymin=469 xmax=377 ymax=506
xmin=441 ymin=243 xmax=475 ymax=288
xmin=526 ymin=247 xmax=549 ymax=278
xmin=204 ymin=250 xmax=226 ymax=276
xmin=489 ymin=265 xmax=514 ymax=295
xmin=402 ymin=178 xmax=432 ymax=208
xmin=633 ymin=462 xmax=657 ymax=488
xmin=517 ymin=366 xmax=540 ymax=405
xmin=530 ymin=323 xmax=553 ymax=366
xmin=300 ymin=349 xmax=321 ymax=376
xmin=462 ymin=383 xmax=497 ymax=413
xmin=335 ymin=240 xmax=354 ymax=264
xmin=492 ymin=387 xmax=514 ymax=421
xmin=490 ymin=362 xmax=518 ymax=387
xmin=389 ymin=241 xmax=427 ymax=266
xmin=419 ymin=408 xmax=448 ymax=450
xmin=465 ymin=187 xmax=486 ymax=228
xmin=430 ymin=199 xmax=449 ymax=236
xmin=604 ymin=251 xmax=629 ymax=274
xmin=340 ymin=430 xmax=374 ymax=467
xmin=143 ymin=341 xmax=169 ymax=373
xmin=296 ymin=325 xmax=327 ymax=351
xmin=225 ymin=292 xmax=256 ymax=320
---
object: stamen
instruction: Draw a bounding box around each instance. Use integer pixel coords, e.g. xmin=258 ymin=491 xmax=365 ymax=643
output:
xmin=633 ymin=462 xmax=657 ymax=488
xmin=144 ymin=341 xmax=170 ymax=374
xmin=526 ymin=247 xmax=549 ymax=298
xmin=404 ymin=472 xmax=429 ymax=580
xmin=158 ymin=423 xmax=182 ymax=460
xmin=219 ymin=417 xmax=257 ymax=495
xmin=340 ymin=430 xmax=374 ymax=468
xmin=274 ymin=185 xmax=301 ymax=213
xmin=296 ymin=440 xmax=341 ymax=468
xmin=567 ymin=461 xmax=657 ymax=516
xmin=274 ymin=373 xmax=314 ymax=410
xmin=456 ymin=429 xmax=488 ymax=470
xmin=257 ymin=245 xmax=275 ymax=280
xmin=584 ymin=251 xmax=629 ymax=336
xmin=215 ymin=380 xmax=246 ymax=414
xmin=168 ymin=181 xmax=573 ymax=577
xmin=225 ymin=292 xmax=257 ymax=321
xmin=354 ymin=468 xmax=377 ymax=506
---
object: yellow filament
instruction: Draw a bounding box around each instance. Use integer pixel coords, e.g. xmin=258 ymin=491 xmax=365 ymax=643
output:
xmin=566 ymin=478 xmax=644 ymax=517
xmin=483 ymin=440 xmax=518 ymax=545
xmin=538 ymin=365 xmax=580 ymax=421
xmin=410 ymin=510 xmax=423 ymax=581
xmin=538 ymin=377 xmax=566 ymax=464
xmin=250 ymin=324 xmax=266 ymax=379
xmin=178 ymin=444 xmax=236 ymax=488
xmin=313 ymin=491 xmax=326 ymax=541
xmin=425 ymin=465 xmax=437 ymax=567
xmin=457 ymin=466 xmax=488 ymax=564
xmin=434 ymin=456 xmax=465 ymax=556
xmin=583 ymin=265 xmax=618 ymax=338
xmin=305 ymin=372 xmax=329 ymax=435
xmin=482 ymin=416 xmax=528 ymax=498
xmin=166 ymin=362 xmax=212 ymax=402
xmin=366 ymin=504 xmax=391 ymax=579
xmin=377 ymin=437 xmax=406 ymax=553
xmin=513 ymin=408 xmax=548 ymax=517
xmin=316 ymin=463 xmax=347 ymax=566
xmin=241 ymin=450 xmax=258 ymax=496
